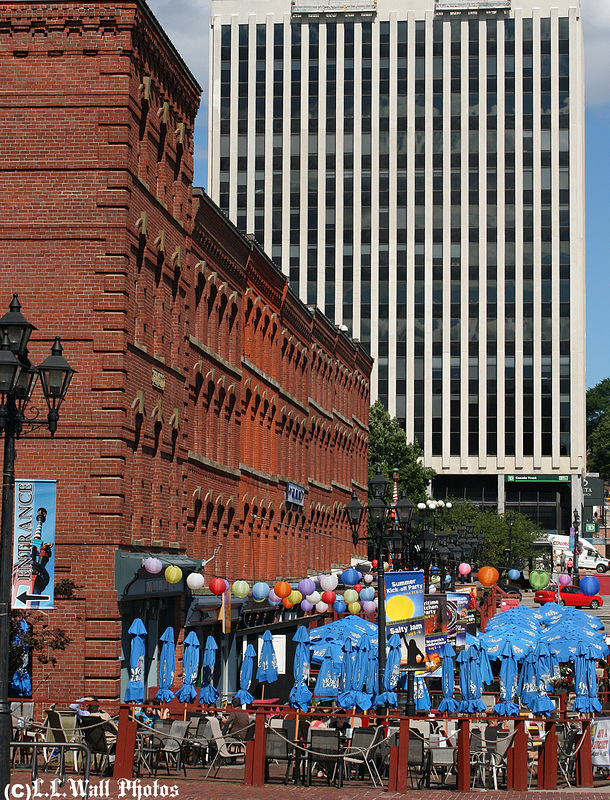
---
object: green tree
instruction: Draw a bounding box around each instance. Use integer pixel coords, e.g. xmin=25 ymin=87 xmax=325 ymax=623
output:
xmin=587 ymin=378 xmax=610 ymax=475
xmin=368 ymin=400 xmax=436 ymax=502
xmin=9 ymin=611 xmax=72 ymax=681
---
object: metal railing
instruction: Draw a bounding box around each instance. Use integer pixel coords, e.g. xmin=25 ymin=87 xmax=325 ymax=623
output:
xmin=10 ymin=741 xmax=92 ymax=799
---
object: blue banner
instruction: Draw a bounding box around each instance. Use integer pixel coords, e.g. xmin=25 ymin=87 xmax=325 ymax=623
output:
xmin=12 ymin=480 xmax=57 ymax=610
xmin=384 ymin=571 xmax=425 ymax=667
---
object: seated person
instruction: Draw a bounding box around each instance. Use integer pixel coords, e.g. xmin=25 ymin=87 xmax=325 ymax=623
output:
xmin=86 ymin=697 xmax=118 ymax=749
xmin=222 ymin=698 xmax=250 ymax=740
xmin=149 ymin=698 xmax=170 ymax=720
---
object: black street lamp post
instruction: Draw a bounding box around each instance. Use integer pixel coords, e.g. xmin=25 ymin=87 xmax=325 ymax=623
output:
xmin=0 ymin=295 xmax=74 ymax=797
xmin=572 ymin=508 xmax=581 ymax=586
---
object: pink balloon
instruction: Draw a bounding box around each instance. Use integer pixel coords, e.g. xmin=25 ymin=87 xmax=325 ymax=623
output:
xmin=362 ymin=600 xmax=376 ymax=614
xmin=558 ymin=573 xmax=571 ymax=587
xmin=458 ymin=563 xmax=471 ymax=576
xmin=300 ymin=599 xmax=314 ymax=612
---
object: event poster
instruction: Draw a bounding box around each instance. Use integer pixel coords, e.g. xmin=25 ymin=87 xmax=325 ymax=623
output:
xmin=12 ymin=479 xmax=57 ymax=610
xmin=446 ymin=591 xmax=469 ymax=649
xmin=454 ymin=583 xmax=477 ymax=634
xmin=423 ymin=593 xmax=448 ymax=675
xmin=384 ymin=570 xmax=425 ymax=667
xmin=591 ymin=718 xmax=610 ymax=766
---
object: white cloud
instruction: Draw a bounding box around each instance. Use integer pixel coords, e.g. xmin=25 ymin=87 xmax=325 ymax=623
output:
xmin=581 ymin=0 xmax=610 ymax=108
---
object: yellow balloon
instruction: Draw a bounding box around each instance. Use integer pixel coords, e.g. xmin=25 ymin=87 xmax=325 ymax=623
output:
xmin=348 ymin=602 xmax=361 ymax=614
xmin=344 ymin=589 xmax=358 ymax=604
xmin=165 ymin=565 xmax=182 ymax=584
xmin=232 ymin=580 xmax=250 ymax=598
xmin=385 ymin=595 xmax=415 ymax=622
xmin=288 ymin=590 xmax=302 ymax=604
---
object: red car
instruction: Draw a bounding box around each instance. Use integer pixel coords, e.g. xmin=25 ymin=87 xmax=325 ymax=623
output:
xmin=534 ymin=583 xmax=603 ymax=610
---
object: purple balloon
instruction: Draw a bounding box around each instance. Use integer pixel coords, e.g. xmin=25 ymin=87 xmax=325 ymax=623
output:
xmin=298 ymin=577 xmax=316 ymax=596
xmin=558 ymin=573 xmax=571 ymax=587
xmin=268 ymin=588 xmax=281 ymax=606
xmin=300 ymin=599 xmax=314 ymax=612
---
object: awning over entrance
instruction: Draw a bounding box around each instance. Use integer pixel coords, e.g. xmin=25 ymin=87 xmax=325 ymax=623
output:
xmin=115 ymin=550 xmax=201 ymax=600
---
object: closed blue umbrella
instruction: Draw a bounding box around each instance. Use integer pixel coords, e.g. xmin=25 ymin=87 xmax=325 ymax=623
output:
xmin=414 ymin=675 xmax=431 ymax=711
xmin=235 ymin=644 xmax=256 ymax=704
xmin=364 ymin=643 xmax=378 ymax=708
xmin=437 ymin=642 xmax=459 ymax=714
xmin=338 ymin=637 xmax=357 ymax=709
xmin=494 ymin=642 xmax=519 ymax=716
xmin=353 ymin=634 xmax=373 ymax=711
xmin=289 ymin=626 xmax=312 ymax=711
xmin=518 ymin=650 xmax=538 ymax=709
xmin=124 ymin=618 xmax=147 ymax=703
xmin=256 ymin=630 xmax=278 ymax=685
xmin=314 ymin=643 xmax=342 ymax=699
xmin=199 ymin=635 xmax=219 ymax=705
xmin=530 ymin=641 xmax=555 ymax=716
xmin=457 ymin=646 xmax=486 ymax=713
xmin=176 ymin=630 xmax=200 ymax=703
xmin=573 ymin=641 xmax=602 ymax=714
xmin=155 ymin=626 xmax=175 ymax=703
xmin=377 ymin=633 xmax=401 ymax=708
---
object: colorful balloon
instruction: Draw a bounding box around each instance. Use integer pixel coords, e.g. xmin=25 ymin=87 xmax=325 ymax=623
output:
xmin=508 ymin=569 xmax=521 ymax=581
xmin=529 ymin=570 xmax=550 ymax=591
xmin=333 ymin=599 xmax=347 ymax=614
xmin=306 ymin=591 xmax=321 ymax=605
xmin=359 ymin=587 xmax=375 ymax=602
xmin=341 ymin=568 xmax=360 ymax=586
xmin=558 ymin=573 xmax=571 ymax=587
xmin=477 ymin=566 xmax=499 ymax=587
xmin=428 ymin=585 xmax=437 ymax=594
xmin=458 ymin=563 xmax=471 ymax=576
xmin=580 ymin=576 xmax=601 ymax=597
xmin=315 ymin=601 xmax=329 ymax=614
xmin=363 ymin=574 xmax=374 ymax=585
xmin=268 ymin=589 xmax=282 ymax=606
xmin=209 ymin=576 xmax=226 ymax=595
xmin=319 ymin=574 xmax=339 ymax=592
xmin=165 ymin=565 xmax=182 ymax=584
xmin=344 ymin=588 xmax=359 ymax=604
xmin=232 ymin=580 xmax=250 ymax=598
xmin=348 ymin=602 xmax=361 ymax=614
xmin=252 ymin=582 xmax=270 ymax=601
xmin=144 ymin=557 xmax=162 ymax=575
xmin=321 ymin=590 xmax=336 ymax=605
xmin=362 ymin=600 xmax=376 ymax=614
xmin=186 ymin=572 xmax=205 ymax=591
xmin=274 ymin=581 xmax=292 ymax=599
xmin=282 ymin=598 xmax=294 ymax=609
xmin=288 ymin=590 xmax=303 ymax=605
xmin=300 ymin=599 xmax=314 ymax=612
xmin=298 ymin=578 xmax=315 ymax=596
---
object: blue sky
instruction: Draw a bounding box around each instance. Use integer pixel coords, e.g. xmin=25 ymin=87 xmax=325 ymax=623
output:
xmin=147 ymin=0 xmax=610 ymax=390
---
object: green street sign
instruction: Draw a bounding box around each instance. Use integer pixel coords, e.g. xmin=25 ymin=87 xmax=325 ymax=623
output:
xmin=505 ymin=475 xmax=571 ymax=483
xmin=585 ymin=523 xmax=599 ymax=534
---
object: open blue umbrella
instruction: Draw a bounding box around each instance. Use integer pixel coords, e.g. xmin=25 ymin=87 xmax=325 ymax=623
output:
xmin=256 ymin=630 xmax=278 ymax=688
xmin=176 ymin=630 xmax=200 ymax=703
xmin=377 ymin=633 xmax=401 ymax=708
xmin=573 ymin=641 xmax=602 ymax=714
xmin=289 ymin=626 xmax=312 ymax=711
xmin=437 ymin=642 xmax=459 ymax=714
xmin=155 ymin=626 xmax=175 ymax=703
xmin=235 ymin=644 xmax=256 ymax=704
xmin=124 ymin=618 xmax=147 ymax=703
xmin=314 ymin=643 xmax=342 ymax=699
xmin=494 ymin=642 xmax=519 ymax=716
xmin=338 ymin=637 xmax=357 ymax=709
xmin=199 ymin=635 xmax=219 ymax=705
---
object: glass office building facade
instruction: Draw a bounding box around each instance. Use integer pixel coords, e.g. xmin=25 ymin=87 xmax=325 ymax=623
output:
xmin=208 ymin=0 xmax=586 ymax=524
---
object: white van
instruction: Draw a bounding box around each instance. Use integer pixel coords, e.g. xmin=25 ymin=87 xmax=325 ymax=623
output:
xmin=544 ymin=532 xmax=610 ymax=573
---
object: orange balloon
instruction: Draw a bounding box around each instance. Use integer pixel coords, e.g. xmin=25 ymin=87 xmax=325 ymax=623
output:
xmin=274 ymin=580 xmax=292 ymax=599
xmin=282 ymin=597 xmax=294 ymax=609
xmin=477 ymin=566 xmax=499 ymax=588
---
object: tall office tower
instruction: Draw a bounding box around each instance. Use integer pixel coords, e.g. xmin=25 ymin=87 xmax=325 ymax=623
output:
xmin=209 ymin=0 xmax=586 ymax=531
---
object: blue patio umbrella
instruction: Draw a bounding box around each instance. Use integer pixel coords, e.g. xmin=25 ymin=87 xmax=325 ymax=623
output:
xmin=314 ymin=643 xmax=342 ymax=699
xmin=235 ymin=644 xmax=256 ymax=704
xmin=529 ymin=640 xmax=556 ymax=716
xmin=457 ymin=646 xmax=486 ymax=713
xmin=364 ymin=642 xmax=378 ymax=708
xmin=176 ymin=630 xmax=200 ymax=703
xmin=518 ymin=649 xmax=538 ymax=709
xmin=572 ymin=641 xmax=602 ymax=714
xmin=155 ymin=626 xmax=175 ymax=703
xmin=124 ymin=618 xmax=147 ymax=703
xmin=437 ymin=642 xmax=459 ymax=714
xmin=10 ymin=618 xmax=32 ymax=698
xmin=494 ymin=642 xmax=519 ymax=716
xmin=289 ymin=626 xmax=312 ymax=711
xmin=377 ymin=633 xmax=401 ymax=708
xmin=414 ymin=675 xmax=432 ymax=711
xmin=199 ymin=635 xmax=219 ymax=705
xmin=353 ymin=633 xmax=373 ymax=710
xmin=256 ymin=630 xmax=279 ymax=694
xmin=338 ymin=637 xmax=357 ymax=709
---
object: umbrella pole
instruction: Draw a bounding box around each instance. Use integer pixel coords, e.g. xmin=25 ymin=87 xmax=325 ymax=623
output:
xmin=261 ymin=684 xmax=265 ymax=701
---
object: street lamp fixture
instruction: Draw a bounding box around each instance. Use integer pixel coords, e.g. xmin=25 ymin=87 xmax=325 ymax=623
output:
xmin=0 ymin=294 xmax=75 ymax=798
xmin=572 ymin=508 xmax=581 ymax=586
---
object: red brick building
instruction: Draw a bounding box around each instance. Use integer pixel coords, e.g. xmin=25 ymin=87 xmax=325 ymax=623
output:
xmin=0 ymin=0 xmax=371 ymax=706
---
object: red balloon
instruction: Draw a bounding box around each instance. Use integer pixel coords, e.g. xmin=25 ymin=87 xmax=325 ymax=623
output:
xmin=209 ymin=576 xmax=226 ymax=595
xmin=354 ymin=584 xmax=363 ymax=593
xmin=371 ymin=560 xmax=378 ymax=569
xmin=321 ymin=590 xmax=336 ymax=605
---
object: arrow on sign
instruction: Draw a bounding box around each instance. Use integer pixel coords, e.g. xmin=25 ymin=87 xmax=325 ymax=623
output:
xmin=16 ymin=591 xmax=50 ymax=605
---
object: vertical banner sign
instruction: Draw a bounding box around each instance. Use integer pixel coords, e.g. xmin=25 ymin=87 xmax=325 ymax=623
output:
xmin=384 ymin=570 xmax=425 ymax=667
xmin=422 ymin=594 xmax=448 ymax=675
xmin=219 ymin=586 xmax=231 ymax=634
xmin=446 ymin=592 xmax=469 ymax=649
xmin=591 ymin=718 xmax=610 ymax=766
xmin=12 ymin=479 xmax=57 ymax=610
xmin=454 ymin=584 xmax=478 ymax=634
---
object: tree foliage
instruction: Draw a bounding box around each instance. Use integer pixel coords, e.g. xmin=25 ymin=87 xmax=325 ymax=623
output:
xmin=9 ymin=611 xmax=72 ymax=679
xmin=368 ymin=400 xmax=436 ymax=503
xmin=587 ymin=378 xmax=610 ymax=476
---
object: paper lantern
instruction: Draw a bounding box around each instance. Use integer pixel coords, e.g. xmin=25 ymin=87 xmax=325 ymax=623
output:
xmin=209 ymin=576 xmax=226 ymax=595
xmin=344 ymin=588 xmax=359 ymax=604
xmin=186 ymin=572 xmax=205 ymax=591
xmin=298 ymin=577 xmax=315 ymax=596
xmin=558 ymin=572 xmax=571 ymax=587
xmin=273 ymin=581 xmax=292 ymax=599
xmin=165 ymin=565 xmax=182 ymax=584
xmin=458 ymin=563 xmax=472 ymax=576
xmin=232 ymin=580 xmax=250 ymax=598
xmin=371 ymin=559 xmax=378 ymax=569
xmin=529 ymin=570 xmax=550 ymax=591
xmin=362 ymin=600 xmax=376 ymax=614
xmin=306 ymin=591 xmax=321 ymax=605
xmin=445 ymin=574 xmax=452 ymax=584
xmin=430 ymin=575 xmax=440 ymax=585
xmin=363 ymin=574 xmax=374 ymax=585
xmin=315 ymin=601 xmax=329 ymax=614
xmin=383 ymin=562 xmax=390 ymax=572
xmin=282 ymin=597 xmax=294 ymax=609
xmin=580 ymin=576 xmax=601 ymax=597
xmin=288 ymin=590 xmax=303 ymax=605
xmin=144 ymin=556 xmax=163 ymax=575
xmin=321 ymin=590 xmax=336 ymax=605
xmin=374 ymin=597 xmax=379 ymax=608
xmin=429 ymin=585 xmax=437 ymax=594
xmin=508 ymin=569 xmax=521 ymax=581
xmin=348 ymin=602 xmax=361 ymax=614
xmin=354 ymin=583 xmax=363 ymax=594
xmin=334 ymin=599 xmax=347 ymax=614
xmin=319 ymin=574 xmax=339 ymax=592
xmin=477 ymin=566 xmax=499 ymax=588
xmin=252 ymin=581 xmax=270 ymax=601
xmin=360 ymin=587 xmax=375 ymax=602
xmin=268 ymin=589 xmax=282 ymax=606
xmin=301 ymin=599 xmax=314 ymax=612
xmin=341 ymin=568 xmax=360 ymax=586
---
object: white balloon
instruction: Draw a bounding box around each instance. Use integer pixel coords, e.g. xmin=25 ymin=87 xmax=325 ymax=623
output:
xmin=315 ymin=601 xmax=329 ymax=614
xmin=428 ymin=585 xmax=437 ymax=594
xmin=186 ymin=572 xmax=205 ymax=590
xmin=319 ymin=573 xmax=338 ymax=591
xmin=306 ymin=591 xmax=321 ymax=604
xmin=363 ymin=574 xmax=374 ymax=584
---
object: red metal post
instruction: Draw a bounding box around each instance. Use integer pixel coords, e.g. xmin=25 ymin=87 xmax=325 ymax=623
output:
xmin=113 ymin=705 xmax=137 ymax=779
xmin=575 ymin=719 xmax=593 ymax=787
xmin=457 ymin=718 xmax=470 ymax=792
